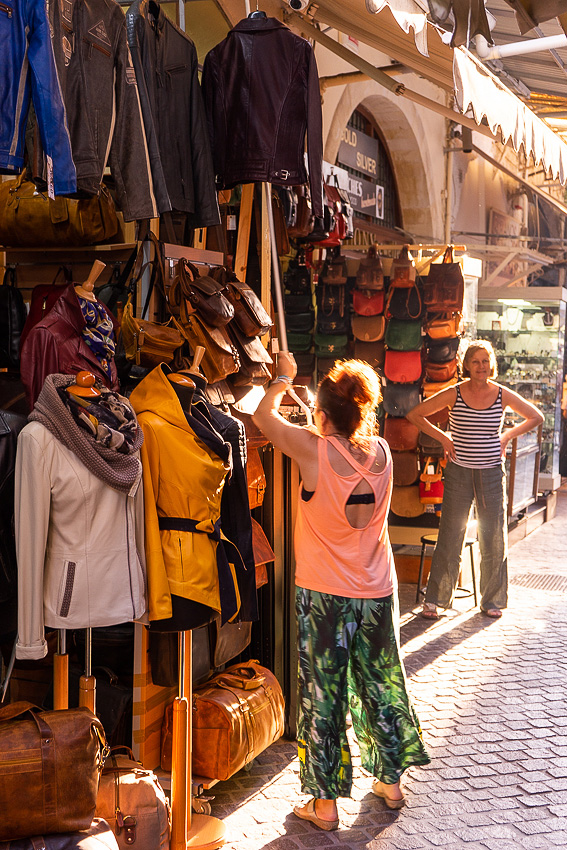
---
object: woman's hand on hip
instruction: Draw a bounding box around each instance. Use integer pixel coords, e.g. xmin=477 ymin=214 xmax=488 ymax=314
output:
xmin=441 ymin=433 xmax=456 ymax=462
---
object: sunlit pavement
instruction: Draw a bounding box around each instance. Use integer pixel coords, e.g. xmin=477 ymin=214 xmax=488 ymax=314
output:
xmin=210 ymin=486 xmax=567 ymax=849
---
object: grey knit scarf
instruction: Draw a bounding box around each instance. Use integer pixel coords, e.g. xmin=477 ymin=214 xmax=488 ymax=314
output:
xmin=29 ymin=374 xmax=143 ymax=494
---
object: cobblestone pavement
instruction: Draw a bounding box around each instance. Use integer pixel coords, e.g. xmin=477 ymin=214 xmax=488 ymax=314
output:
xmin=208 ymin=487 xmax=567 ymax=849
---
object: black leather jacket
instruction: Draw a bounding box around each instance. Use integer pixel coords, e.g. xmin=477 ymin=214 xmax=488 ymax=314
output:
xmin=202 ymin=16 xmax=324 ymax=219
xmin=126 ymin=0 xmax=220 ymax=226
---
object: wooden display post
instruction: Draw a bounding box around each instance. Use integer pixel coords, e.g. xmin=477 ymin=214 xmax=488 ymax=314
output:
xmin=53 ymin=630 xmax=69 ymax=710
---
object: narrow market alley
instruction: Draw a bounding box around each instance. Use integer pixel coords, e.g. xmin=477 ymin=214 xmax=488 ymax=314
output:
xmin=210 ymin=486 xmax=567 ymax=850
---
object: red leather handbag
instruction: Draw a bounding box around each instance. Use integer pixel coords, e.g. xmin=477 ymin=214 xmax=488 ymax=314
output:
xmin=384 ymin=349 xmax=422 ymax=383
xmin=316 ymin=185 xmax=347 ymax=247
xmin=20 ymin=266 xmax=72 ymax=351
xmin=353 ymin=288 xmax=384 ymax=316
xmin=419 ymin=457 xmax=446 ymax=505
xmin=383 ymin=416 xmax=419 ymax=451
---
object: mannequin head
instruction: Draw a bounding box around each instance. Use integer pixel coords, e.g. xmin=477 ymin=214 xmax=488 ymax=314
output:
xmin=66 ymin=371 xmax=101 ymax=398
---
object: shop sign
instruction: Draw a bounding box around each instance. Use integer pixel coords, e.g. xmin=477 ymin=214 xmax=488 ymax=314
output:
xmin=337 ymin=127 xmax=379 ymax=179
xmin=322 ymin=161 xmax=384 ymax=220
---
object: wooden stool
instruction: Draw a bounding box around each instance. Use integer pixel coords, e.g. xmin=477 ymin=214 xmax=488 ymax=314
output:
xmin=416 ymin=532 xmax=478 ymax=606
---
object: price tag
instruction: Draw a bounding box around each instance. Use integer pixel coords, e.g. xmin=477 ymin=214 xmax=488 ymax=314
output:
xmin=227 ymin=214 xmax=237 ymax=231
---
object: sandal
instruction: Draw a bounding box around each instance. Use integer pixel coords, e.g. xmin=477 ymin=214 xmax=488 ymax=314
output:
xmin=293 ymin=798 xmax=339 ymax=831
xmin=421 ymin=602 xmax=439 ymax=620
xmin=483 ymin=608 xmax=502 ymax=618
xmin=372 ymin=779 xmax=405 ymax=809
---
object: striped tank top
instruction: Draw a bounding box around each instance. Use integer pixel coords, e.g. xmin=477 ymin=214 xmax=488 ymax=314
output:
xmin=449 ymin=385 xmax=505 ymax=469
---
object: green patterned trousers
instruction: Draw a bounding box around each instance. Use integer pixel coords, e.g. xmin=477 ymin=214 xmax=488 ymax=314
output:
xmin=296 ymin=587 xmax=430 ymax=799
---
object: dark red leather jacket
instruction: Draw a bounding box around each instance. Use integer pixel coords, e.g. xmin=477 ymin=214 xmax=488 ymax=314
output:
xmin=20 ymin=285 xmax=119 ymax=409
xmin=202 ymin=17 xmax=324 ymax=219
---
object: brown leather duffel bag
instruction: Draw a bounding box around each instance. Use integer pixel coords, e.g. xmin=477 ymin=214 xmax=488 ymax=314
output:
xmin=191 ymin=660 xmax=284 ymax=781
xmin=0 ymin=702 xmax=107 ymax=841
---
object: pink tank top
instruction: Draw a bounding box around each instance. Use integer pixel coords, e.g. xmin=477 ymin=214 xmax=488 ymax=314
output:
xmin=294 ymin=435 xmax=395 ymax=598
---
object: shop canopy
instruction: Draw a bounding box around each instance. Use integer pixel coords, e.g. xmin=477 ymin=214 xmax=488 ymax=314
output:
xmin=287 ymin=0 xmax=567 ymax=183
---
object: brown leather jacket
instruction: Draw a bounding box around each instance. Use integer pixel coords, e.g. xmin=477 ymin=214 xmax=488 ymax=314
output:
xmin=20 ymin=285 xmax=119 ymax=409
xmin=201 ymin=17 xmax=324 ymax=219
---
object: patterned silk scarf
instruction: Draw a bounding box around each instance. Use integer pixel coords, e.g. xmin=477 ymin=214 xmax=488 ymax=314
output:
xmin=78 ymin=296 xmax=116 ymax=378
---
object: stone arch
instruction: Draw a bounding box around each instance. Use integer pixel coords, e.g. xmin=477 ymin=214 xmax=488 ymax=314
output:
xmin=324 ymin=81 xmax=444 ymax=241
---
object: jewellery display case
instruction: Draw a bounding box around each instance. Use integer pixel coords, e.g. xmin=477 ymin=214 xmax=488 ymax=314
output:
xmin=477 ymin=287 xmax=566 ymax=492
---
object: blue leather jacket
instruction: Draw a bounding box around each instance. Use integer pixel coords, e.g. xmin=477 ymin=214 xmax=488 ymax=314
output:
xmin=0 ymin=0 xmax=76 ymax=195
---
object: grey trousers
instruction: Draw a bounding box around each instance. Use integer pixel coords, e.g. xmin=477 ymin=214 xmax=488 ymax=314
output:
xmin=424 ymin=461 xmax=508 ymax=611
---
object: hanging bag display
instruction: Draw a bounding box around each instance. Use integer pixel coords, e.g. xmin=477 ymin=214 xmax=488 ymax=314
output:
xmin=425 ymin=336 xmax=460 ymax=363
xmin=419 ymin=457 xmax=446 ymax=505
xmin=174 ymin=311 xmax=240 ymax=383
xmin=383 ymin=349 xmax=422 ymax=383
xmin=355 ymin=245 xmax=384 ymax=291
xmin=0 ymin=170 xmax=118 ymax=248
xmin=392 ymin=450 xmax=420 ymax=486
xmin=0 ymin=267 xmax=27 ymax=369
xmin=425 ymin=357 xmax=458 ymax=382
xmin=383 ymin=416 xmax=419 ymax=451
xmin=170 ymin=260 xmax=234 ymax=328
xmin=423 ymin=246 xmax=465 ymax=313
xmin=287 ymin=185 xmax=314 ymax=239
xmin=227 ymin=323 xmax=272 ymax=386
xmin=390 ymin=484 xmax=424 ymax=517
xmin=217 ymin=269 xmax=273 ymax=337
xmin=352 ymin=314 xmax=385 ymax=342
xmin=382 ymin=382 xmax=421 ymax=417
xmin=352 ymin=287 xmax=384 ymax=316
xmin=424 ymin=311 xmax=463 ymax=339
xmin=0 ymin=702 xmax=107 ymax=841
xmin=384 ymin=318 xmax=422 ymax=351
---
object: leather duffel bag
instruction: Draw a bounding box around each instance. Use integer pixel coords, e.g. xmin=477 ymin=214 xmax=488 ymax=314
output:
xmin=95 ymin=748 xmax=170 ymax=850
xmin=191 ymin=659 xmax=285 ymax=781
xmin=0 ymin=702 xmax=107 ymax=841
xmin=0 ymin=819 xmax=119 ymax=850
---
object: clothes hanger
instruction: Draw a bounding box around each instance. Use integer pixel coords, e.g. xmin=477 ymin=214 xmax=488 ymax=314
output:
xmin=248 ymin=0 xmax=267 ymax=18
xmin=66 ymin=371 xmax=101 ymax=398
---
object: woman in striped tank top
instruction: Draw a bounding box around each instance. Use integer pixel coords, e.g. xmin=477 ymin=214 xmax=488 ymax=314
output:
xmin=407 ymin=340 xmax=543 ymax=620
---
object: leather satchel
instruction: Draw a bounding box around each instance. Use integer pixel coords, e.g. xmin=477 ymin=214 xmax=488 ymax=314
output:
xmin=424 ymin=311 xmax=463 ymax=339
xmin=95 ymin=747 xmax=170 ymax=850
xmin=383 ymin=416 xmax=419 ymax=451
xmin=382 ymin=382 xmax=421 ymax=417
xmin=0 ymin=171 xmax=118 ymax=248
xmin=121 ymin=294 xmax=184 ymax=368
xmin=191 ymin=660 xmax=285 ymax=781
xmin=314 ymin=332 xmax=349 ymax=358
xmin=354 ymin=339 xmax=385 ymax=370
xmin=317 ymin=314 xmax=349 ymax=335
xmin=170 ymin=260 xmax=234 ymax=328
xmin=227 ymin=324 xmax=272 ymax=386
xmin=352 ymin=314 xmax=385 ymax=342
xmin=383 ymin=349 xmax=422 ymax=384
xmin=384 ymin=318 xmax=422 ymax=351
xmin=390 ymin=484 xmax=424 ymax=517
xmin=287 ymin=185 xmax=314 ymax=239
xmin=175 ymin=313 xmax=240 ymax=384
xmin=316 ymin=283 xmax=346 ymax=317
xmin=423 ymin=247 xmax=464 ymax=313
xmin=353 ymin=288 xmax=384 ymax=316
xmin=0 ymin=702 xmax=107 ymax=841
xmin=217 ymin=270 xmax=272 ymax=337
xmin=419 ymin=458 xmax=445 ymax=505
xmin=315 ymin=184 xmax=346 ymax=248
xmin=392 ymin=450 xmax=420 ymax=486
xmin=355 ymin=245 xmax=384 ymax=291
xmin=20 ymin=266 xmax=72 ymax=351
xmin=425 ymin=336 xmax=460 ymax=363
xmin=0 ymin=268 xmax=27 ymax=369
xmin=247 ymin=447 xmax=266 ymax=509
xmin=287 ymin=332 xmax=313 ymax=353
xmin=319 ymin=253 xmax=348 ymax=285
xmin=288 ymin=311 xmax=315 ymax=333
xmin=425 ymin=357 xmax=458 ymax=382
xmin=284 ymin=253 xmax=311 ymax=293
xmin=0 ymin=819 xmax=120 ymax=850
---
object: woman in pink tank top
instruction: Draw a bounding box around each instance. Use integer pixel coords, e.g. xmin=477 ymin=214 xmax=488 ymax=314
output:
xmin=254 ymin=353 xmax=429 ymax=831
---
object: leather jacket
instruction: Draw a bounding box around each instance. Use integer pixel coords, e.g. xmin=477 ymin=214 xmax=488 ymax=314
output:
xmin=126 ymin=0 xmax=220 ymax=225
xmin=47 ymin=0 xmax=157 ymax=220
xmin=0 ymin=0 xmax=76 ymax=195
xmin=201 ymin=17 xmax=323 ymax=219
xmin=20 ymin=285 xmax=119 ymax=408
xmin=0 ymin=410 xmax=27 ymax=641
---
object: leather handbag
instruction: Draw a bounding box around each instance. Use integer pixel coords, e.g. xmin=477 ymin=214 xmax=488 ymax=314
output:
xmin=390 ymin=245 xmax=416 ymax=286
xmin=425 ymin=357 xmax=458 ymax=382
xmin=352 ymin=288 xmax=384 ymax=316
xmin=228 ymin=324 xmax=272 ymax=386
xmin=0 ymin=702 xmax=107 ymax=840
xmin=424 ymin=311 xmax=463 ymax=339
xmin=95 ymin=748 xmax=170 ymax=850
xmin=284 ymin=253 xmax=311 ymax=293
xmin=176 ymin=313 xmax=240 ymax=384
xmin=390 ymin=484 xmax=424 ymax=517
xmin=382 ymin=382 xmax=421 ymax=417
xmin=191 ymin=660 xmax=285 ymax=781
xmin=121 ymin=294 xmax=184 ymax=368
xmin=314 ymin=332 xmax=349 ymax=358
xmin=392 ymin=450 xmax=420 ymax=486
xmin=385 ymin=248 xmax=422 ymax=320
xmin=419 ymin=458 xmax=445 ymax=505
xmin=287 ymin=185 xmax=314 ymax=239
xmin=213 ymin=268 xmax=273 ymax=338
xmin=355 ymin=245 xmax=384 ymax=291
xmin=276 ymin=186 xmax=298 ymax=229
xmin=285 ymin=292 xmax=312 ymax=313
xmin=352 ymin=314 xmax=385 ymax=342
xmin=418 ymin=429 xmax=445 ymax=457
xmin=423 ymin=376 xmax=458 ymax=398
xmin=423 ymin=246 xmax=464 ymax=313
xmin=383 ymin=349 xmax=422 ymax=383
xmin=0 ymin=268 xmax=27 ymax=369
xmin=288 ymin=311 xmax=315 ymax=333
xmin=315 ymin=184 xmax=346 ymax=247
xmin=247 ymin=447 xmax=266 ymax=510
xmin=319 ymin=253 xmax=348 ymax=285
xmin=425 ymin=336 xmax=460 ymax=363
xmin=0 ymin=171 xmax=118 ymax=248
xmin=316 ymin=283 xmax=346 ymax=317
xmin=19 ymin=266 xmax=72 ymax=351
xmin=384 ymin=318 xmax=422 ymax=351
xmin=317 ymin=314 xmax=349 ymax=335
xmin=0 ymin=819 xmax=120 ymax=850
xmin=383 ymin=416 xmax=419 ymax=451
xmin=287 ymin=332 xmax=313 ymax=353
xmin=251 ymin=517 xmax=275 ymax=590
xmin=354 ymin=339 xmax=385 ymax=370
xmin=170 ymin=260 xmax=234 ymax=328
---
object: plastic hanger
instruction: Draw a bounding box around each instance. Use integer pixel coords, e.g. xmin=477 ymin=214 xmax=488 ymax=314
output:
xmin=248 ymin=0 xmax=266 ymax=18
